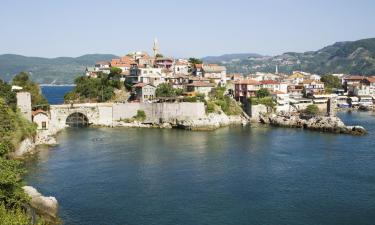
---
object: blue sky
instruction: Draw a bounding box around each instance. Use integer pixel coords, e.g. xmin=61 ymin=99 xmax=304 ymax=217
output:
xmin=1 ymin=0 xmax=375 ymax=58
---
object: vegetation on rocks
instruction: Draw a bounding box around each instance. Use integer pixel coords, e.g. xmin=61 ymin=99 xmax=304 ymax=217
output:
xmin=305 ymin=104 xmax=320 ymax=116
xmin=0 ymin=81 xmax=40 ymax=224
xmin=206 ymin=87 xmax=242 ymax=115
xmin=64 ymin=71 xmax=122 ymax=103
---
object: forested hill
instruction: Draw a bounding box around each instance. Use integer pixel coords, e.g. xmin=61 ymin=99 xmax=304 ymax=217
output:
xmin=208 ymin=38 xmax=375 ymax=76
xmin=0 ymin=54 xmax=117 ymax=84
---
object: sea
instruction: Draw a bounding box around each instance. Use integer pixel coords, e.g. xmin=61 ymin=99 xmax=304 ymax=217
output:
xmin=24 ymin=87 xmax=375 ymax=225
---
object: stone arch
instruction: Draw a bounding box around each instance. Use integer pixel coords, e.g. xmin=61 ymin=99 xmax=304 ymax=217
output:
xmin=66 ymin=112 xmax=89 ymax=127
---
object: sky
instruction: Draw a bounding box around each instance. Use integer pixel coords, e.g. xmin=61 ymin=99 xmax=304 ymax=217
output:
xmin=1 ymin=0 xmax=375 ymax=58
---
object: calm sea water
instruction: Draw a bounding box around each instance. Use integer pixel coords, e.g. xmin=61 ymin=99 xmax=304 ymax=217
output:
xmin=25 ymin=88 xmax=375 ymax=225
xmin=41 ymin=86 xmax=74 ymax=104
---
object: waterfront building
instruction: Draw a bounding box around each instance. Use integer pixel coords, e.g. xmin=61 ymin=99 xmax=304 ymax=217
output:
xmin=132 ymin=83 xmax=156 ymax=102
xmin=32 ymin=109 xmax=50 ymax=130
xmin=302 ymin=79 xmax=325 ymax=96
xmin=234 ymin=79 xmax=261 ymax=102
xmin=260 ymin=80 xmax=288 ymax=93
xmin=271 ymin=91 xmax=290 ymax=113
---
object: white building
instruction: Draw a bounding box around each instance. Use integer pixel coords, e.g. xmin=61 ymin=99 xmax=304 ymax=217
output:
xmin=32 ymin=110 xmax=49 ymax=130
xmin=202 ymin=64 xmax=227 ymax=85
xmin=138 ymin=68 xmax=166 ymax=87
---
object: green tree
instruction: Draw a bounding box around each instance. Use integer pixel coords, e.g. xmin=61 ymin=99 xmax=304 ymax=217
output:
xmin=321 ymin=75 xmax=342 ymax=93
xmin=155 ymin=53 xmax=164 ymax=58
xmin=155 ymin=83 xmax=181 ymax=97
xmin=11 ymin=72 xmax=48 ymax=107
xmin=188 ymin=58 xmax=203 ymax=65
xmin=0 ymin=80 xmax=17 ymax=111
xmin=305 ymin=104 xmax=319 ymax=115
xmin=256 ymin=88 xmax=270 ymax=98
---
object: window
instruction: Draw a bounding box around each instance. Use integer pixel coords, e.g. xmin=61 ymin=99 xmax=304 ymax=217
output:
xmin=42 ymin=122 xmax=47 ymax=129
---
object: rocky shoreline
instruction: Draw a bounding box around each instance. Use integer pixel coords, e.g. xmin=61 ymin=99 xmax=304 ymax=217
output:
xmin=259 ymin=113 xmax=367 ymax=135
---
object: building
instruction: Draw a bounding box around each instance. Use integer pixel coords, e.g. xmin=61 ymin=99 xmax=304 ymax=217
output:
xmin=138 ymin=68 xmax=165 ymax=87
xmin=16 ymin=92 xmax=32 ymax=121
xmin=193 ymin=64 xmax=203 ymax=77
xmin=287 ymin=84 xmax=304 ymax=98
xmin=111 ymin=56 xmax=136 ymax=73
xmin=202 ymin=64 xmax=227 ymax=85
xmin=272 ymin=91 xmax=290 ymax=113
xmin=234 ymin=79 xmax=260 ymax=102
xmin=155 ymin=57 xmax=174 ymax=70
xmin=32 ymin=110 xmax=49 ymax=130
xmin=186 ymin=82 xmax=215 ymax=96
xmin=174 ymin=60 xmax=189 ymax=75
xmin=302 ymin=79 xmax=325 ymax=96
xmin=132 ymin=83 xmax=156 ymax=102
xmin=260 ymin=80 xmax=288 ymax=93
xmin=287 ymin=72 xmax=305 ymax=84
xmin=343 ymin=75 xmax=365 ymax=94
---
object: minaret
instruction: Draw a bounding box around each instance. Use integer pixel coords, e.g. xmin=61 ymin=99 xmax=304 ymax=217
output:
xmin=153 ymin=38 xmax=159 ymax=58
xmin=275 ymin=64 xmax=279 ymax=75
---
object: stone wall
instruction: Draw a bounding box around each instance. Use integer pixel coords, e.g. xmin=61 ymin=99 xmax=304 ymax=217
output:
xmin=113 ymin=102 xmax=206 ymax=124
xmin=49 ymin=102 xmax=206 ymax=129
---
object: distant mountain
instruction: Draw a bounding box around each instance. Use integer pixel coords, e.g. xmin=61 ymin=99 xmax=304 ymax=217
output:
xmin=0 ymin=54 xmax=118 ymax=84
xmin=219 ymin=38 xmax=375 ymax=75
xmin=202 ymin=53 xmax=264 ymax=63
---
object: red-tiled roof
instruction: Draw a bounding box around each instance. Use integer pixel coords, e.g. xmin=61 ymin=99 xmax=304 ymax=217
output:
xmin=365 ymin=77 xmax=375 ymax=83
xmin=187 ymin=82 xmax=215 ymax=87
xmin=344 ymin=75 xmax=365 ymax=80
xmin=271 ymin=91 xmax=287 ymax=95
xmin=235 ymin=79 xmax=260 ymax=85
xmin=133 ymin=83 xmax=147 ymax=88
xmin=260 ymin=80 xmax=279 ymax=85
xmin=32 ymin=109 xmax=48 ymax=117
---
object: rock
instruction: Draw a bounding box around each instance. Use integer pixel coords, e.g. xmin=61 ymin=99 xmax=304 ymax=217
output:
xmin=11 ymin=138 xmax=35 ymax=158
xmin=259 ymin=113 xmax=367 ymax=135
xmin=177 ymin=113 xmax=245 ymax=131
xmin=22 ymin=186 xmax=59 ymax=223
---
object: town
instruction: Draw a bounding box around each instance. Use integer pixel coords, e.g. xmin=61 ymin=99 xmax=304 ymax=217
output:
xmin=83 ymin=39 xmax=374 ymax=113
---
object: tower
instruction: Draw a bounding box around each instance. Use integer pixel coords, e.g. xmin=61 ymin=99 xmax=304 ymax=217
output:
xmin=275 ymin=64 xmax=279 ymax=75
xmin=153 ymin=38 xmax=159 ymax=57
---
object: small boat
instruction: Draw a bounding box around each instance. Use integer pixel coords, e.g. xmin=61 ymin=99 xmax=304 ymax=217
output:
xmin=359 ymin=105 xmax=370 ymax=111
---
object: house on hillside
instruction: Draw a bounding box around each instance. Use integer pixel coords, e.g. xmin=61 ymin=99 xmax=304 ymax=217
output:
xmin=186 ymin=82 xmax=215 ymax=96
xmin=132 ymin=83 xmax=156 ymax=102
xmin=234 ymin=79 xmax=261 ymax=102
xmin=202 ymin=64 xmax=227 ymax=85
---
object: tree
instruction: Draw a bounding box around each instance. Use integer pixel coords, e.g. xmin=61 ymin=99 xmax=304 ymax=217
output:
xmin=0 ymin=80 xmax=17 ymax=111
xmin=256 ymin=88 xmax=270 ymax=98
xmin=305 ymin=104 xmax=319 ymax=115
xmin=11 ymin=72 xmax=48 ymax=107
xmin=188 ymin=58 xmax=203 ymax=65
xmin=155 ymin=53 xmax=164 ymax=58
xmin=321 ymin=75 xmax=342 ymax=93
xmin=109 ymin=67 xmax=122 ymax=80
xmin=155 ymin=83 xmax=181 ymax=97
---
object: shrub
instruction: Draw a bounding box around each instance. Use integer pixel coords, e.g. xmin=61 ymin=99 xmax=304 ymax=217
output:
xmin=305 ymin=104 xmax=319 ymax=115
xmin=256 ymin=88 xmax=270 ymax=98
xmin=134 ymin=110 xmax=146 ymax=121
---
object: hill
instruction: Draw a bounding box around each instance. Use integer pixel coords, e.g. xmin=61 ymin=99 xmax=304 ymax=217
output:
xmin=0 ymin=54 xmax=117 ymax=84
xmin=214 ymin=38 xmax=375 ymax=75
xmin=202 ymin=53 xmax=264 ymax=63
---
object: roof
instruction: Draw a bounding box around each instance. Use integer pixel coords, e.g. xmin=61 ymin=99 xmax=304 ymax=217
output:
xmin=344 ymin=75 xmax=365 ymax=80
xmin=32 ymin=109 xmax=48 ymax=117
xmin=260 ymin=80 xmax=280 ymax=85
xmin=271 ymin=91 xmax=287 ymax=95
xmin=288 ymin=72 xmax=305 ymax=79
xmin=96 ymin=61 xmax=110 ymax=65
xmin=202 ymin=64 xmax=226 ymax=73
xmin=187 ymin=82 xmax=215 ymax=87
xmin=302 ymin=79 xmax=323 ymax=84
xmin=365 ymin=77 xmax=375 ymax=83
xmin=235 ymin=79 xmax=260 ymax=85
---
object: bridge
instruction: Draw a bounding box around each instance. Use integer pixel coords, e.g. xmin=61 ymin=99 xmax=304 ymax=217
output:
xmin=48 ymin=102 xmax=206 ymax=131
